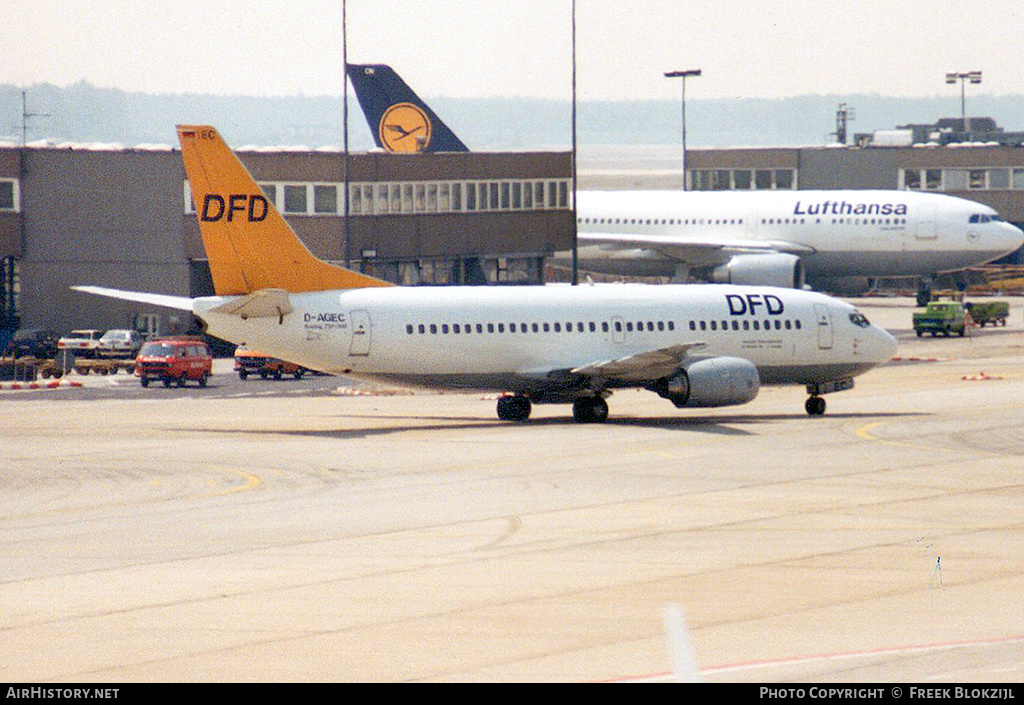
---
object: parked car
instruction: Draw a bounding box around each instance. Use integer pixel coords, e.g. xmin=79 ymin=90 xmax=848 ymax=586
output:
xmin=234 ymin=345 xmax=307 ymax=379
xmin=135 ymin=338 xmax=213 ymax=387
xmin=97 ymin=329 xmax=145 ymax=358
xmin=5 ymin=328 xmax=60 ymax=359
xmin=57 ymin=329 xmax=105 ymax=357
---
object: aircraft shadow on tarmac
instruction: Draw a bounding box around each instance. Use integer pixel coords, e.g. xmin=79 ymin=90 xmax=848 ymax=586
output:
xmin=181 ymin=410 xmax=925 ymax=440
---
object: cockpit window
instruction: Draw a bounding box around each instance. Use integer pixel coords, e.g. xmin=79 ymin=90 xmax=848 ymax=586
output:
xmin=969 ymin=214 xmax=992 ymax=224
xmin=849 ymin=312 xmax=870 ymax=328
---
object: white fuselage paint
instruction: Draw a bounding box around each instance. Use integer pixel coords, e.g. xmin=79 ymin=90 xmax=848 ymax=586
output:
xmin=562 ymin=190 xmax=1024 ymax=280
xmin=194 ymin=283 xmax=897 ymax=399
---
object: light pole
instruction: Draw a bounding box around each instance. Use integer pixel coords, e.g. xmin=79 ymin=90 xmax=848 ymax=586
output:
xmin=945 ymin=70 xmax=982 ymax=132
xmin=665 ymin=69 xmax=701 ymax=190
xmin=571 ymin=0 xmax=578 ymax=285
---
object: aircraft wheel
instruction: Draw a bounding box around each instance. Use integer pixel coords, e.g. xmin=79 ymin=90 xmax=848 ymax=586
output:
xmin=497 ymin=395 xmax=531 ymax=422
xmin=805 ymin=396 xmax=826 ymax=416
xmin=573 ymin=396 xmax=609 ymax=423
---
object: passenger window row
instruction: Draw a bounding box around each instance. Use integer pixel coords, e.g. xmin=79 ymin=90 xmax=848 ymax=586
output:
xmin=405 ymin=320 xmax=678 ymax=335
xmin=404 ymin=318 xmax=803 ymax=335
xmin=689 ymin=318 xmax=802 ymax=332
xmin=579 ymin=217 xmax=743 ymax=226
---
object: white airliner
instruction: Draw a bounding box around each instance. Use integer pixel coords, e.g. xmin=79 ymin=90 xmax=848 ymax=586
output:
xmin=75 ymin=125 xmax=898 ymax=422
xmin=347 ymin=63 xmax=1024 ymax=290
xmin=565 ymin=189 xmax=1024 ymax=289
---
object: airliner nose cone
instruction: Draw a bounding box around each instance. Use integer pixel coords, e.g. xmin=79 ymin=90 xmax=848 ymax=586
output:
xmin=869 ymin=324 xmax=898 ymax=363
xmin=1005 ymin=223 xmax=1024 ymax=253
xmin=880 ymin=327 xmax=898 ymax=360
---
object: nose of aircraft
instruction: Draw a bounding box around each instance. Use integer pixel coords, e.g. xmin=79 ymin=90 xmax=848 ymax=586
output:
xmin=871 ymin=323 xmax=899 ymax=363
xmin=999 ymin=221 xmax=1024 ymax=256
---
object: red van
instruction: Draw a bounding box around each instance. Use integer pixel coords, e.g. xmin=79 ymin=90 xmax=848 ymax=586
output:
xmin=135 ymin=338 xmax=213 ymax=387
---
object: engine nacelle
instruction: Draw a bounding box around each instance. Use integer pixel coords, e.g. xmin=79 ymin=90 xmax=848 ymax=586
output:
xmin=653 ymin=357 xmax=760 ymax=408
xmin=711 ymin=253 xmax=805 ymax=289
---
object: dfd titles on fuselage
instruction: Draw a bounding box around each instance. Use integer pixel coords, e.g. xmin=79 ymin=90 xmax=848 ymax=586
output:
xmin=725 ymin=293 xmax=785 ymax=317
xmin=793 ymin=200 xmax=908 ymax=217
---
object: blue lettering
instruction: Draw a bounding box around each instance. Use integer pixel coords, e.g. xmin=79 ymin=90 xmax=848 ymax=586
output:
xmin=199 ymin=194 xmax=269 ymax=222
xmin=227 ymin=194 xmax=247 ymax=222
xmin=746 ymin=294 xmax=764 ymax=315
xmin=793 ymin=200 xmax=907 ymax=217
xmin=726 ymin=294 xmax=747 ymax=315
xmin=765 ymin=294 xmax=784 ymax=315
xmin=201 ymin=194 xmax=224 ymax=221
xmin=248 ymin=195 xmax=268 ymax=222
xmin=727 ymin=293 xmax=784 ymax=315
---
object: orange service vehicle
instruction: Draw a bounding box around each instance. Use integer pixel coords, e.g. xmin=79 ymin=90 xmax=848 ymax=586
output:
xmin=234 ymin=345 xmax=307 ymax=380
xmin=135 ymin=338 xmax=213 ymax=387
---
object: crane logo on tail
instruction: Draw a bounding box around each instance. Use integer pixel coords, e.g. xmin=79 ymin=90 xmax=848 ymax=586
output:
xmin=379 ymin=102 xmax=432 ymax=153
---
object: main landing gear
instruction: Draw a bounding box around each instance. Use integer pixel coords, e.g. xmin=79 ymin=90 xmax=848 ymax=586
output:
xmin=496 ymin=394 xmax=532 ymax=422
xmin=572 ymin=396 xmax=609 ymax=424
xmin=805 ymin=395 xmax=826 ymax=416
xmin=495 ymin=394 xmax=610 ymax=423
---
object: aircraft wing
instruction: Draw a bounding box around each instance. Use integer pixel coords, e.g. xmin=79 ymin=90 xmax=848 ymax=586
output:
xmin=578 ymin=232 xmax=815 ymax=263
xmin=570 ymin=342 xmax=707 ymax=382
xmin=71 ymin=286 xmax=195 ymax=311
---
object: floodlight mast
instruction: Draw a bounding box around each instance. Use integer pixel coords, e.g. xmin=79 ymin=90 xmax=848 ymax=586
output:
xmin=665 ymin=70 xmax=701 ymax=190
xmin=945 ymin=70 xmax=982 ymax=132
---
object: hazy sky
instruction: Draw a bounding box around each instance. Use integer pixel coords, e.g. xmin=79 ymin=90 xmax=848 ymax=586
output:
xmin=5 ymin=0 xmax=1023 ymax=101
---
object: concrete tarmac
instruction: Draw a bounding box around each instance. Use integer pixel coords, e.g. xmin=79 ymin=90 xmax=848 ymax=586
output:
xmin=1 ymin=297 xmax=1023 ymax=682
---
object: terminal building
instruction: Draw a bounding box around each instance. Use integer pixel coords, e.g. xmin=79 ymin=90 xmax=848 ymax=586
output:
xmin=686 ymin=116 xmax=1024 ymax=262
xmin=0 ymin=145 xmax=573 ymax=337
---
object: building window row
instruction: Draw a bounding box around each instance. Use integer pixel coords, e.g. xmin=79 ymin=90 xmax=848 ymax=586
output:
xmin=186 ymin=179 xmax=572 ymax=217
xmin=901 ymin=167 xmax=1024 ymax=192
xmin=690 ymin=168 xmax=796 ymax=191
xmin=360 ymin=256 xmax=544 ymax=286
xmin=0 ymin=178 xmax=19 ymax=212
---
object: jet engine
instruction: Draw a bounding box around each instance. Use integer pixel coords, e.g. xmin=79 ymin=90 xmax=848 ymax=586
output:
xmin=652 ymin=357 xmax=760 ymax=408
xmin=711 ymin=253 xmax=805 ymax=288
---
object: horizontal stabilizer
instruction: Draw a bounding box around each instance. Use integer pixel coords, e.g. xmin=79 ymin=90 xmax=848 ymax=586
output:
xmin=571 ymin=342 xmax=707 ymax=381
xmin=71 ymin=286 xmax=195 ymax=312
xmin=208 ymin=288 xmax=293 ymax=319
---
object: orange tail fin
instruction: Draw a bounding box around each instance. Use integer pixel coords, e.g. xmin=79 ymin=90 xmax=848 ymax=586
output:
xmin=177 ymin=125 xmax=392 ymax=295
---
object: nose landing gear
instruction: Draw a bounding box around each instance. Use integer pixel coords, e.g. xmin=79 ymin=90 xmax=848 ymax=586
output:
xmin=805 ymin=395 xmax=826 ymax=416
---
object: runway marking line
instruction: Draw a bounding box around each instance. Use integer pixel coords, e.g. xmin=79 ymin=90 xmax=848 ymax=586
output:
xmin=855 ymin=421 xmax=938 ymax=453
xmin=618 ymin=632 xmax=1024 ymax=682
xmin=1 ymin=467 xmax=264 ymax=520
xmin=201 ymin=467 xmax=263 ymax=498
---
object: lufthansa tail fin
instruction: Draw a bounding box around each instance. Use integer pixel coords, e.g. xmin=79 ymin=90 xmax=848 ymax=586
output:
xmin=177 ymin=125 xmax=392 ymax=295
xmin=346 ymin=64 xmax=469 ymax=153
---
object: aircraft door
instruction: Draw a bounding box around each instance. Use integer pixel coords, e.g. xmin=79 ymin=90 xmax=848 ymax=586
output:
xmin=914 ymin=204 xmax=937 ymax=240
xmin=612 ymin=316 xmax=625 ymax=344
xmin=349 ymin=310 xmax=371 ymax=356
xmin=813 ymin=304 xmax=833 ymax=350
